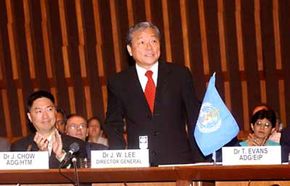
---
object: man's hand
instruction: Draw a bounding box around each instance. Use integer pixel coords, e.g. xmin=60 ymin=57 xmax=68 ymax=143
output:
xmin=34 ymin=132 xmax=49 ymax=151
xmin=51 ymin=129 xmax=65 ymax=159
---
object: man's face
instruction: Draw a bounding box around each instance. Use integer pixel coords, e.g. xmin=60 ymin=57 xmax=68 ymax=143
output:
xmin=27 ymin=97 xmax=56 ymax=135
xmin=65 ymin=116 xmax=87 ymax=141
xmin=127 ymin=28 xmax=160 ymax=69
xmin=88 ymin=119 xmax=102 ymax=139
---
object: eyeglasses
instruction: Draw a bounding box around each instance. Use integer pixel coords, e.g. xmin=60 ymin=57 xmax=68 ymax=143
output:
xmin=255 ymin=121 xmax=272 ymax=128
xmin=67 ymin=124 xmax=87 ymax=130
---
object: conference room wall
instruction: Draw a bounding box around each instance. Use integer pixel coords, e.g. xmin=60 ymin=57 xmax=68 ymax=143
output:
xmin=0 ymin=0 xmax=289 ymax=141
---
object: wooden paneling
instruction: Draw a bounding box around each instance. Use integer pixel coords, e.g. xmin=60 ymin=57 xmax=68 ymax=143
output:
xmin=0 ymin=0 xmax=289 ymax=140
xmin=161 ymin=0 xmax=172 ymax=62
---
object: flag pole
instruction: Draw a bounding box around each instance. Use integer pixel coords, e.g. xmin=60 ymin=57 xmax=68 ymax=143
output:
xmin=212 ymin=151 xmax=216 ymax=164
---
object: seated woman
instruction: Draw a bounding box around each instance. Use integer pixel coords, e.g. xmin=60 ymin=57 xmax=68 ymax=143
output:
xmin=240 ymin=109 xmax=279 ymax=146
xmin=251 ymin=103 xmax=282 ymax=143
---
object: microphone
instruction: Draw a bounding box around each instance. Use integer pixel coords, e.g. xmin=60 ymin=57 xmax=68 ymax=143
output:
xmin=72 ymin=157 xmax=80 ymax=186
xmin=59 ymin=142 xmax=80 ymax=168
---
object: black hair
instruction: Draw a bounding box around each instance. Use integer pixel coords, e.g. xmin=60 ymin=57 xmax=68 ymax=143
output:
xmin=26 ymin=90 xmax=55 ymax=112
xmin=87 ymin=116 xmax=103 ymax=130
xmin=56 ymin=107 xmax=67 ymax=119
xmin=250 ymin=109 xmax=276 ymax=128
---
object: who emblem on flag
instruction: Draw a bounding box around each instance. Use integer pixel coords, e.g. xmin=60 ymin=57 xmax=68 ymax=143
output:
xmin=194 ymin=73 xmax=239 ymax=156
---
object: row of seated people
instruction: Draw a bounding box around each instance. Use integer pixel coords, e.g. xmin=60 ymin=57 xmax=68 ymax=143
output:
xmin=59 ymin=113 xmax=109 ymax=164
xmin=0 ymin=114 xmax=110 ymax=153
xmin=0 ymin=113 xmax=109 ymax=168
xmin=6 ymin=90 xmax=110 ymax=168
xmin=0 ymin=108 xmax=110 ymax=156
xmin=0 ymin=90 xmax=289 ymax=167
xmin=55 ymin=108 xmax=109 ymax=148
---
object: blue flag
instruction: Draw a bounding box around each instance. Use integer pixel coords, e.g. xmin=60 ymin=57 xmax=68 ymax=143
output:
xmin=194 ymin=73 xmax=239 ymax=156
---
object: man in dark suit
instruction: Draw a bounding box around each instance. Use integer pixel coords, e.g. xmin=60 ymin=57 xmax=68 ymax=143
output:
xmin=11 ymin=90 xmax=87 ymax=168
xmin=104 ymin=21 xmax=202 ymax=166
xmin=280 ymin=127 xmax=290 ymax=162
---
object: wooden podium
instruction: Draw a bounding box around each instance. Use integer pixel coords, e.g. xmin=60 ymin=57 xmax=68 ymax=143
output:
xmin=1 ymin=164 xmax=290 ymax=186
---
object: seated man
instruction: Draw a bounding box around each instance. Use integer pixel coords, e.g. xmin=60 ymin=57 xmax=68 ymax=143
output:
xmin=55 ymin=107 xmax=67 ymax=133
xmin=11 ymin=90 xmax=87 ymax=168
xmin=65 ymin=114 xmax=108 ymax=163
xmin=0 ymin=137 xmax=10 ymax=151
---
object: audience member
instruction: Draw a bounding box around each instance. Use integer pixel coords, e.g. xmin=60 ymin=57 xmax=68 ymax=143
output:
xmin=87 ymin=116 xmax=109 ymax=147
xmin=104 ymin=21 xmax=202 ymax=166
xmin=55 ymin=107 xmax=66 ymax=133
xmin=11 ymin=90 xmax=87 ymax=168
xmin=240 ymin=109 xmax=279 ymax=146
xmin=66 ymin=114 xmax=88 ymax=141
xmin=0 ymin=137 xmax=10 ymax=151
xmin=65 ymin=114 xmax=108 ymax=161
xmin=251 ymin=103 xmax=282 ymax=143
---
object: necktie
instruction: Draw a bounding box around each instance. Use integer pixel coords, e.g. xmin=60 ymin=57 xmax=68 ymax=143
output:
xmin=144 ymin=70 xmax=156 ymax=113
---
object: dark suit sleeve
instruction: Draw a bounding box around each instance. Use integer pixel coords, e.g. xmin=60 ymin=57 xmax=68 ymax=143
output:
xmin=10 ymin=141 xmax=23 ymax=151
xmin=50 ymin=135 xmax=87 ymax=168
xmin=103 ymin=78 xmax=126 ymax=149
xmin=181 ymin=67 xmax=205 ymax=162
xmin=280 ymin=127 xmax=290 ymax=162
xmin=10 ymin=135 xmax=34 ymax=151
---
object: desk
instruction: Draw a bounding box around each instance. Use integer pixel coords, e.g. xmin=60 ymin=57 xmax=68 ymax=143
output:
xmin=0 ymin=165 xmax=290 ymax=186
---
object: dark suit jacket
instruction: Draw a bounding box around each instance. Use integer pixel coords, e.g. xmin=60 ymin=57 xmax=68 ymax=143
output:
xmin=86 ymin=142 xmax=108 ymax=160
xmin=104 ymin=61 xmax=203 ymax=165
xmin=11 ymin=133 xmax=87 ymax=168
xmin=280 ymin=127 xmax=290 ymax=162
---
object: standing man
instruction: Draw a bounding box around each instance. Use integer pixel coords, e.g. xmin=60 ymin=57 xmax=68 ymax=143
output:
xmin=11 ymin=90 xmax=87 ymax=168
xmin=104 ymin=21 xmax=202 ymax=165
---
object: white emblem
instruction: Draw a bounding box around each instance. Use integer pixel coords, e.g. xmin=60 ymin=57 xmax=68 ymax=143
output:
xmin=139 ymin=136 xmax=148 ymax=149
xmin=196 ymin=102 xmax=221 ymax=133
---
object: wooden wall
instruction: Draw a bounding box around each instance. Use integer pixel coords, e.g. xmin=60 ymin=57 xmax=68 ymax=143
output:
xmin=0 ymin=0 xmax=289 ymax=140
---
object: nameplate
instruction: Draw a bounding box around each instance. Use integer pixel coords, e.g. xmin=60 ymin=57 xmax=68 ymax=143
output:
xmin=0 ymin=151 xmax=49 ymax=170
xmin=222 ymin=146 xmax=281 ymax=165
xmin=91 ymin=149 xmax=149 ymax=168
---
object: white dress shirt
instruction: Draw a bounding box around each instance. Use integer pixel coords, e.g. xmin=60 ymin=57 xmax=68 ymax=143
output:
xmin=136 ymin=62 xmax=158 ymax=91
